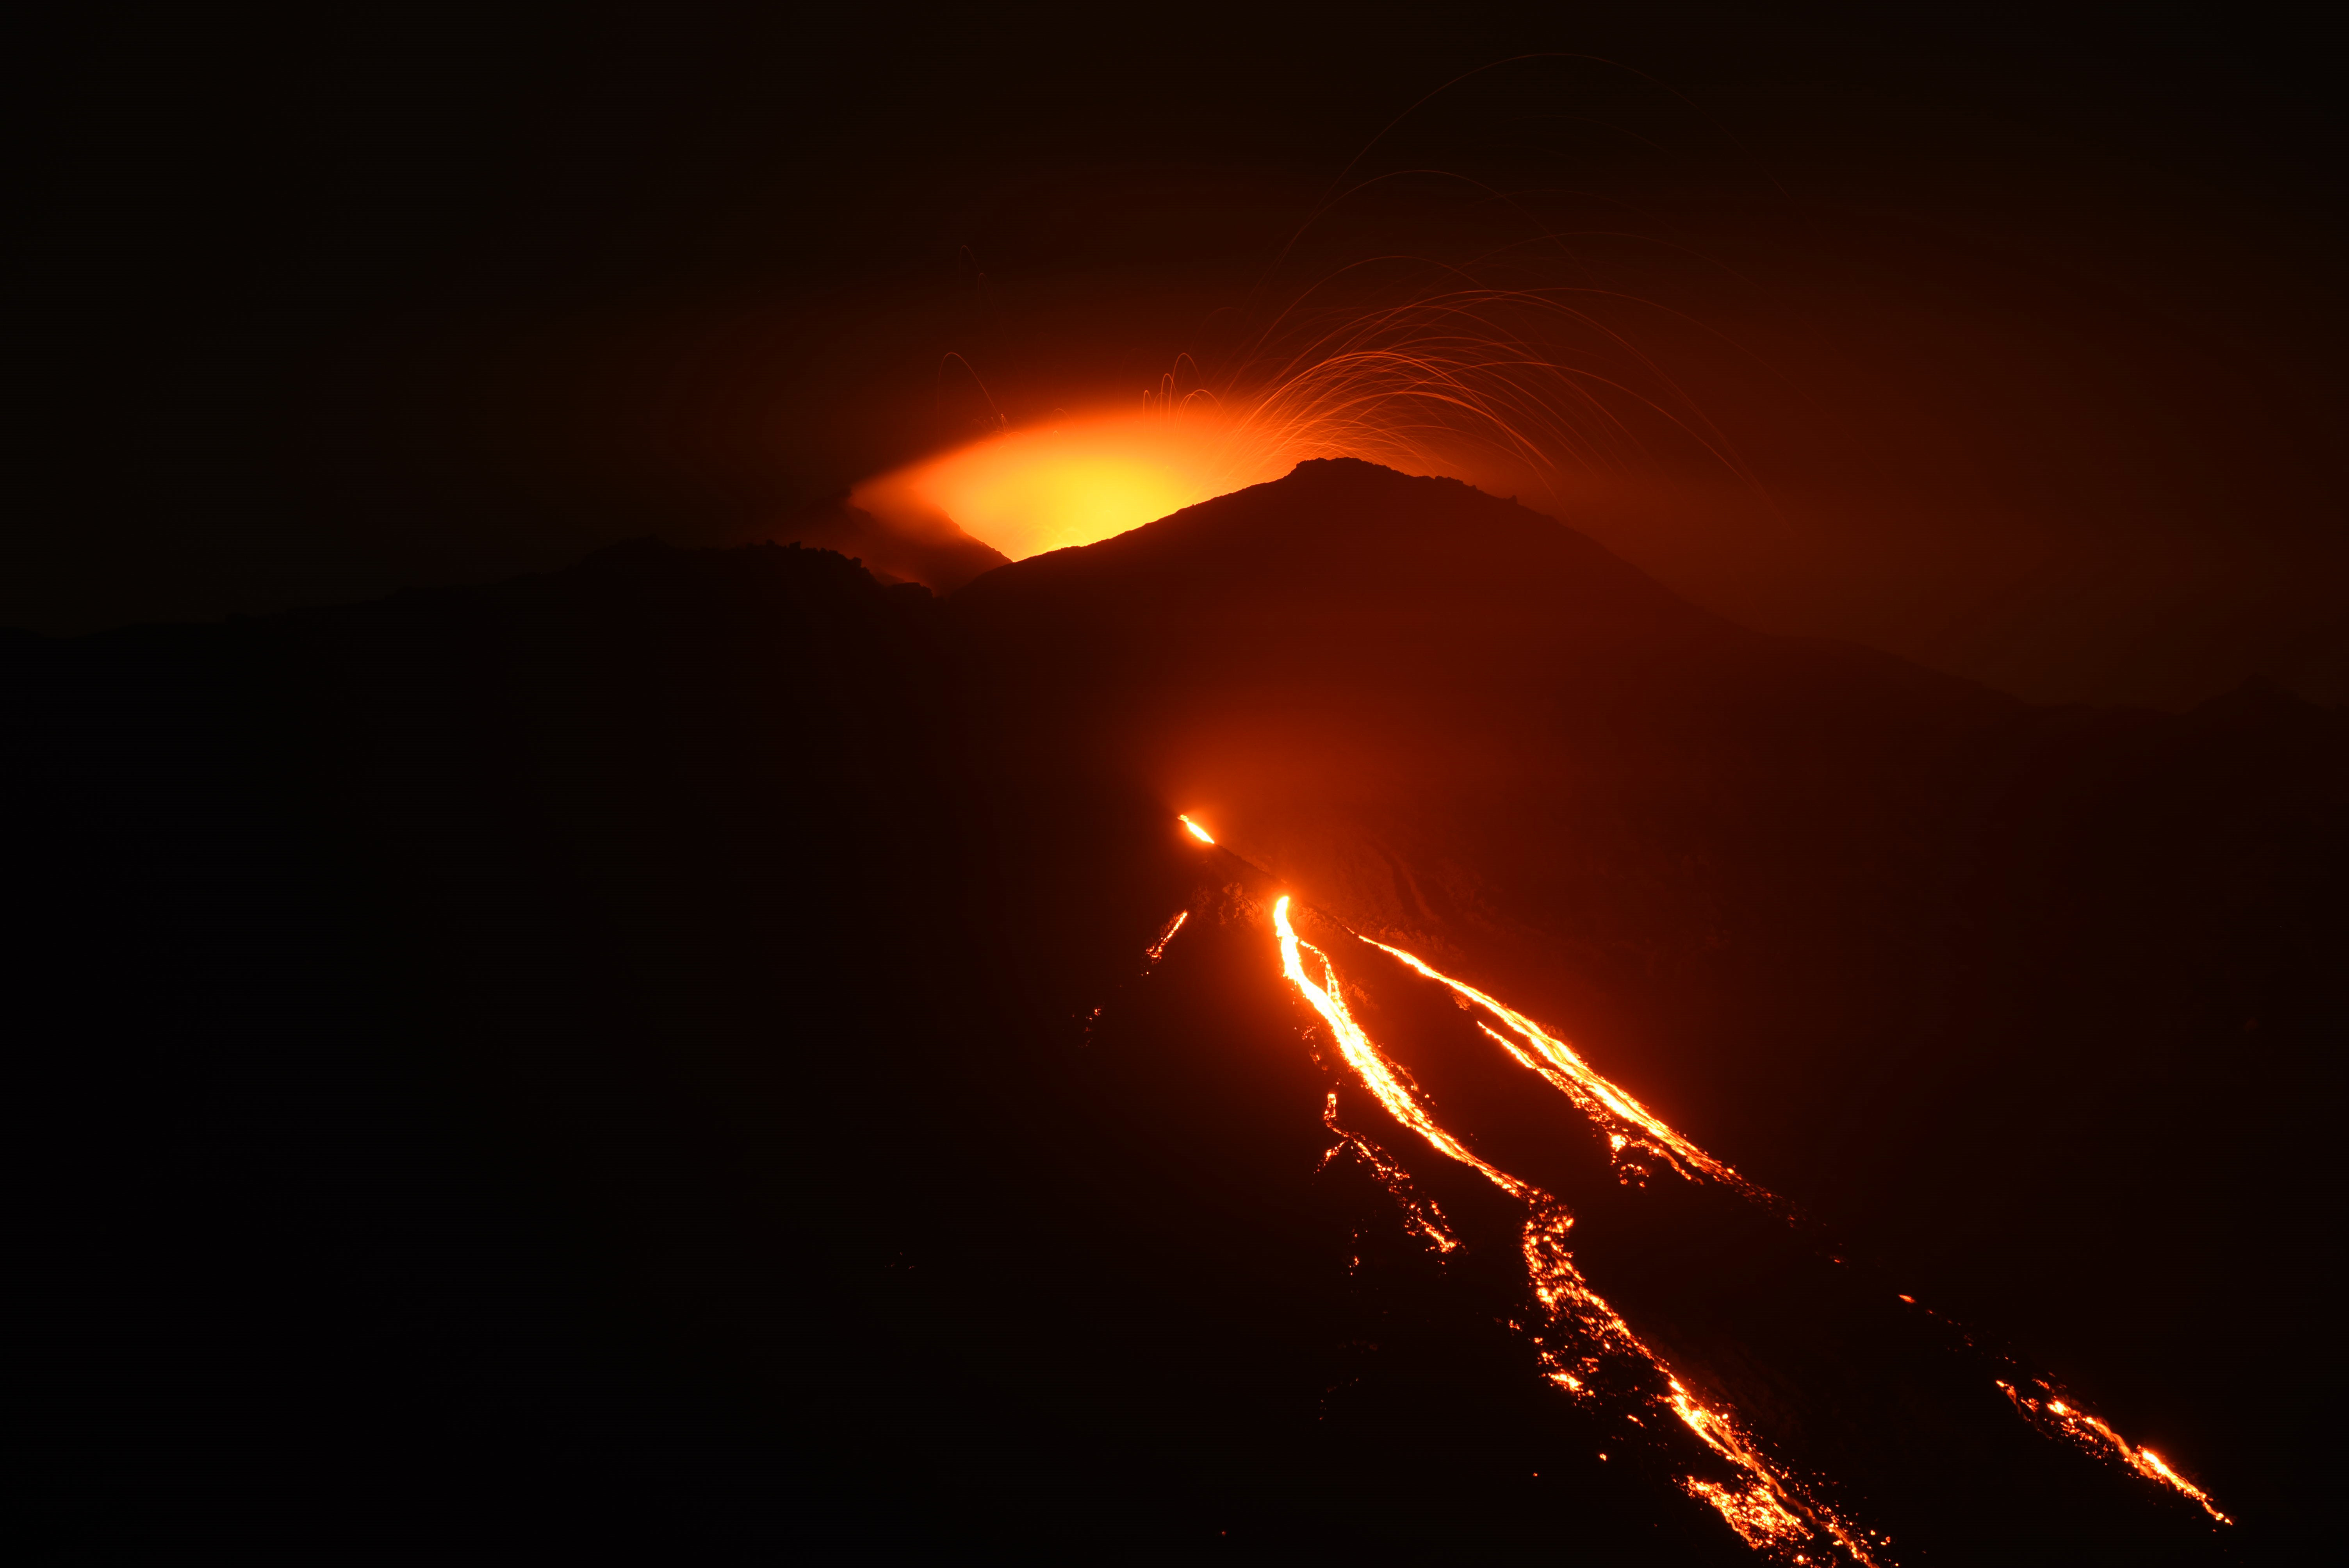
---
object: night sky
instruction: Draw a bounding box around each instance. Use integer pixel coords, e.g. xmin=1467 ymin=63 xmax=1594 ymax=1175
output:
xmin=17 ymin=6 xmax=2342 ymax=707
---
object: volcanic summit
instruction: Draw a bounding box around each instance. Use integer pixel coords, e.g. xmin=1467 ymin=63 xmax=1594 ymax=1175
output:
xmin=12 ymin=461 xmax=2339 ymax=1559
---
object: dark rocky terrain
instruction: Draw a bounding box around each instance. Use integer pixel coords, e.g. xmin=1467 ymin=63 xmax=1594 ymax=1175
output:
xmin=768 ymin=490 xmax=1009 ymax=594
xmin=11 ymin=461 xmax=2340 ymax=1560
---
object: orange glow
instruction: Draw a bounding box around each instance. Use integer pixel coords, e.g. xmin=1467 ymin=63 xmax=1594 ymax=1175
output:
xmin=1179 ymin=814 xmax=1216 ymax=845
xmin=856 ymin=411 xmax=1285 ymax=561
xmin=853 ymin=271 xmax=1738 ymax=561
xmin=1270 ymin=890 xmax=1883 ymax=1564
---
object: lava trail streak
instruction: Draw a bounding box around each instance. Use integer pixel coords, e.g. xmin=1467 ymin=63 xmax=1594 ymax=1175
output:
xmin=1998 ymin=1381 xmax=2232 ymax=1525
xmin=1272 ymin=895 xmax=1884 ymax=1564
xmin=1189 ymin=817 xmax=2228 ymax=1536
xmin=1144 ymin=911 xmax=1187 ymax=965
xmin=1353 ymin=913 xmax=2230 ymax=1529
xmin=1364 ymin=935 xmax=1766 ymax=1199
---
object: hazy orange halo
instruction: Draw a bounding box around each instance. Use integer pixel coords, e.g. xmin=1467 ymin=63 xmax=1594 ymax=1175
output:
xmin=854 ymin=410 xmax=1291 ymax=561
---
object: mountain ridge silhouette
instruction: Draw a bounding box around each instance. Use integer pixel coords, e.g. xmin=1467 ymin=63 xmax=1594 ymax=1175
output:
xmin=9 ymin=462 xmax=2338 ymax=1557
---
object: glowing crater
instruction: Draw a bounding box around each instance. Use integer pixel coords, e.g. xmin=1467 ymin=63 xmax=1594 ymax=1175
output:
xmin=855 ymin=412 xmax=1282 ymax=561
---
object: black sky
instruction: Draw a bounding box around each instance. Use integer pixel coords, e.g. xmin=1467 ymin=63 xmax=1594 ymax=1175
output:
xmin=17 ymin=4 xmax=2345 ymax=704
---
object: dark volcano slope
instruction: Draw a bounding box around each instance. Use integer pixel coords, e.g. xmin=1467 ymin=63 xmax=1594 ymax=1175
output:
xmin=955 ymin=458 xmax=2347 ymax=1550
xmin=9 ymin=462 xmax=2339 ymax=1559
xmin=768 ymin=488 xmax=1011 ymax=593
xmin=10 ymin=542 xmax=1753 ymax=1561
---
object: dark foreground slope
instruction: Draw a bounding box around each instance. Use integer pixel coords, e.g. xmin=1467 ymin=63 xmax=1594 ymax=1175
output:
xmin=768 ymin=490 xmax=1011 ymax=593
xmin=10 ymin=463 xmax=2342 ymax=1560
xmin=7 ymin=543 xmax=1751 ymax=1561
xmin=958 ymin=460 xmax=2348 ymax=1546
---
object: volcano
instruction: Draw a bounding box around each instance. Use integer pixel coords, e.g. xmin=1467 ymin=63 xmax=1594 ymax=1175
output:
xmin=12 ymin=461 xmax=2339 ymax=1560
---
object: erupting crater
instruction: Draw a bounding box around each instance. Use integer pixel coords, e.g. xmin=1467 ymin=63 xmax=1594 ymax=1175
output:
xmin=855 ymin=411 xmax=1287 ymax=560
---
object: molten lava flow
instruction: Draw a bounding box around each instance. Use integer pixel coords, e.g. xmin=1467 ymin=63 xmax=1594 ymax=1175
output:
xmin=1145 ymin=911 xmax=1188 ymax=964
xmin=1681 ymin=1479 xmax=1811 ymax=1554
xmin=1276 ymin=896 xmax=1532 ymax=1200
xmin=1365 ymin=936 xmax=1765 ymax=1199
xmin=1271 ymin=894 xmax=1883 ymax=1564
xmin=1319 ymin=1090 xmax=1460 ymax=1254
xmin=1367 ymin=911 xmax=2229 ymax=1531
xmin=1998 ymin=1381 xmax=2232 ymax=1524
xmin=1667 ymin=1378 xmax=1887 ymax=1563
xmin=1204 ymin=821 xmax=2221 ymax=1538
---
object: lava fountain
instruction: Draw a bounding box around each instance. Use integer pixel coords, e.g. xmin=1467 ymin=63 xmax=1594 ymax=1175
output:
xmin=855 ymin=276 xmax=1743 ymax=559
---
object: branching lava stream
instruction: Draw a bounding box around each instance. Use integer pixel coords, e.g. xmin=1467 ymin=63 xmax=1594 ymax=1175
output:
xmin=1329 ymin=912 xmax=2233 ymax=1536
xmin=1160 ymin=809 xmax=2233 ymax=1556
xmin=1273 ymin=894 xmax=1878 ymax=1563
